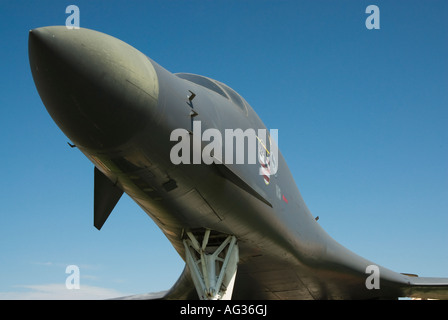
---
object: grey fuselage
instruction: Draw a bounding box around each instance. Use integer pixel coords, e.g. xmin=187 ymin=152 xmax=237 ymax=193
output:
xmin=29 ymin=26 xmax=433 ymax=299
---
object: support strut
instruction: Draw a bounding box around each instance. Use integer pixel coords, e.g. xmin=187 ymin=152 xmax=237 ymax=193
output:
xmin=183 ymin=229 xmax=239 ymax=300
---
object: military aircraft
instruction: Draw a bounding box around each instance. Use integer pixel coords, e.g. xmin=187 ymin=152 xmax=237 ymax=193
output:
xmin=29 ymin=26 xmax=448 ymax=300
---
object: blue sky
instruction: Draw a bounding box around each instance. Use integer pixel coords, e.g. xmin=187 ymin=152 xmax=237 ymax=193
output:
xmin=0 ymin=0 xmax=447 ymax=299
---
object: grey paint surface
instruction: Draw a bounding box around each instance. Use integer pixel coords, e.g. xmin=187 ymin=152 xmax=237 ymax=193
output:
xmin=29 ymin=26 xmax=448 ymax=299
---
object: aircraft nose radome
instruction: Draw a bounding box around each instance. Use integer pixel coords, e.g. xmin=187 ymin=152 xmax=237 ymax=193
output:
xmin=29 ymin=26 xmax=159 ymax=150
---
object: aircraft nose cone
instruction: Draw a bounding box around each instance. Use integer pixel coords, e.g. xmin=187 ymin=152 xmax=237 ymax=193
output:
xmin=29 ymin=26 xmax=159 ymax=150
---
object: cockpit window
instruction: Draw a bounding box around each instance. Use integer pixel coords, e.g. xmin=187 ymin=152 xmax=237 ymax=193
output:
xmin=217 ymin=81 xmax=248 ymax=114
xmin=175 ymin=73 xmax=227 ymax=99
xmin=176 ymin=73 xmax=248 ymax=115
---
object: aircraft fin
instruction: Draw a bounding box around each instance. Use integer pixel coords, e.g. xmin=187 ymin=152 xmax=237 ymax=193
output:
xmin=214 ymin=161 xmax=272 ymax=207
xmin=402 ymin=275 xmax=448 ymax=299
xmin=94 ymin=167 xmax=123 ymax=230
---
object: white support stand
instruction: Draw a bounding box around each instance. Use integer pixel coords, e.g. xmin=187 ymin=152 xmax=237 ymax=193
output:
xmin=183 ymin=229 xmax=239 ymax=300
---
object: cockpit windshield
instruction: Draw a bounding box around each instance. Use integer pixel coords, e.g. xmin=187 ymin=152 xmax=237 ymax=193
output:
xmin=175 ymin=73 xmax=248 ymax=114
xmin=216 ymin=81 xmax=247 ymax=113
xmin=175 ymin=73 xmax=227 ymax=99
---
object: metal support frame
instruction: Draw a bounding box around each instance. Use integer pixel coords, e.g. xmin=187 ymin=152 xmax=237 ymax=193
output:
xmin=183 ymin=229 xmax=239 ymax=300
